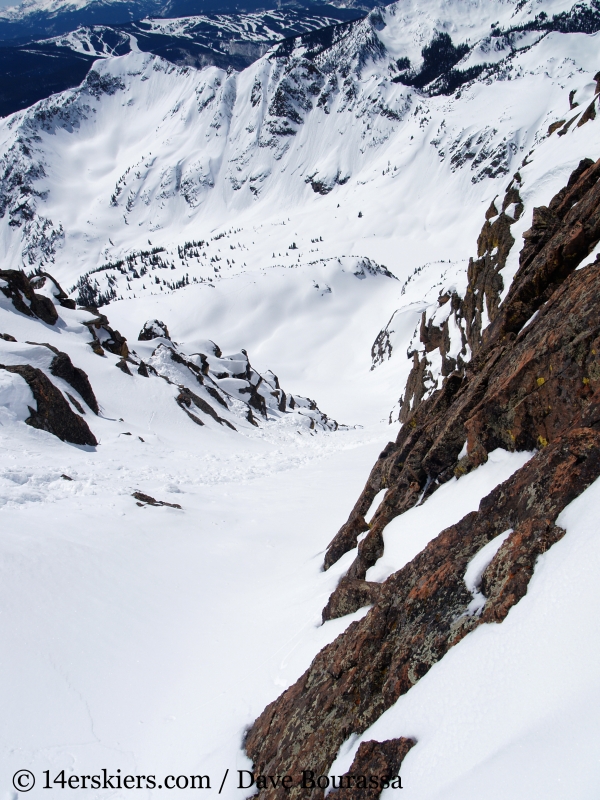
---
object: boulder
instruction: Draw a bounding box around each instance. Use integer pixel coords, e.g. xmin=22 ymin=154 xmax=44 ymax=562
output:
xmin=138 ymin=319 xmax=170 ymax=341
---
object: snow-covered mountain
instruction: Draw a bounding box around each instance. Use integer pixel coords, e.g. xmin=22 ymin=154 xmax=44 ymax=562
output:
xmin=2 ymin=0 xmax=600 ymax=797
xmin=36 ymin=8 xmax=352 ymax=64
xmin=0 ymin=7 xmax=360 ymax=117
xmin=2 ymin=0 xmax=600 ymax=416
xmin=0 ymin=0 xmax=368 ymax=41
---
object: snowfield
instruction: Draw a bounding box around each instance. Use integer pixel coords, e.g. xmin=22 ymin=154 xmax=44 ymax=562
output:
xmin=2 ymin=0 xmax=600 ymax=796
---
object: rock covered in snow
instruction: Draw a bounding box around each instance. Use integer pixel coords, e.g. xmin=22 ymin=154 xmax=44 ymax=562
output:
xmin=0 ymin=268 xmax=344 ymax=445
xmin=138 ymin=319 xmax=171 ymax=340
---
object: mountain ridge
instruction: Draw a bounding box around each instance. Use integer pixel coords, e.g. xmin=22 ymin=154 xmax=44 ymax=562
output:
xmin=2 ymin=0 xmax=600 ymax=795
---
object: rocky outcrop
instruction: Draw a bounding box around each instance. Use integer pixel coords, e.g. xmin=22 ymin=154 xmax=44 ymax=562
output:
xmin=132 ymin=491 xmax=181 ymax=509
xmin=0 ymin=364 xmax=97 ymax=445
xmin=176 ymin=386 xmax=236 ymax=430
xmin=392 ymin=177 xmax=525 ymax=424
xmin=0 ymin=269 xmax=58 ymax=325
xmin=138 ymin=319 xmax=170 ymax=341
xmin=30 ymin=272 xmax=76 ymax=309
xmin=245 ymin=158 xmax=600 ymax=798
xmin=49 ymin=348 xmax=99 ymax=414
xmin=328 ymin=738 xmax=415 ymax=799
xmin=483 ymin=157 xmax=600 ymax=346
xmin=326 ymin=158 xmax=600 ymax=585
xmin=462 ymin=180 xmax=523 ymax=353
xmin=0 ymin=271 xmax=343 ymax=442
xmin=148 ymin=340 xmax=343 ymax=433
xmin=22 ymin=341 xmax=99 ymax=414
xmin=81 ymin=308 xmax=129 ymax=358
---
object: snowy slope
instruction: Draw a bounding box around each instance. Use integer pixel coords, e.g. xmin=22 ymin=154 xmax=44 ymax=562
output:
xmin=1 ymin=0 xmax=600 ymax=797
xmin=2 ymin=0 xmax=600 ymax=419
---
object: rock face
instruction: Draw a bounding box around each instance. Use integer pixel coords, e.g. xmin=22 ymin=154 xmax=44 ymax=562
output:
xmin=47 ymin=347 xmax=99 ymax=414
xmin=246 ymin=431 xmax=598 ymax=799
xmin=323 ymin=158 xmax=600 ymax=597
xmin=244 ymin=158 xmax=600 ymax=798
xmin=328 ymin=738 xmax=415 ymax=799
xmin=82 ymin=308 xmax=129 ymax=358
xmin=30 ymin=272 xmax=77 ymax=310
xmin=138 ymin=319 xmax=170 ymax=341
xmin=0 ymin=269 xmax=59 ymax=325
xmin=147 ymin=340 xmax=343 ymax=432
xmin=0 ymin=364 xmax=97 ymax=445
xmin=0 ymin=269 xmax=342 ymax=444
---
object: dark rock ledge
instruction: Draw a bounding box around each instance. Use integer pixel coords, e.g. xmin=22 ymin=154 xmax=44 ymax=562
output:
xmin=0 ymin=364 xmax=97 ymax=446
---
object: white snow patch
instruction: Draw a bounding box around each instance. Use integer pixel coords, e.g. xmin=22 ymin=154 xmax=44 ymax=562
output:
xmin=463 ymin=528 xmax=512 ymax=616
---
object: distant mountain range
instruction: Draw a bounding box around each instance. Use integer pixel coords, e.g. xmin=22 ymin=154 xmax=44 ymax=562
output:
xmin=0 ymin=0 xmax=371 ymax=41
xmin=0 ymin=0 xmax=370 ymax=116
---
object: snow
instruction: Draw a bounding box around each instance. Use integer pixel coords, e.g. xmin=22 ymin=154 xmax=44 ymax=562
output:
xmin=366 ymin=449 xmax=533 ymax=583
xmin=0 ymin=369 xmax=35 ymax=423
xmin=463 ymin=527 xmax=512 ymax=616
xmin=1 ymin=0 xmax=600 ymax=795
xmin=34 ymin=10 xmax=345 ymax=60
xmin=0 ymin=407 xmax=389 ymax=796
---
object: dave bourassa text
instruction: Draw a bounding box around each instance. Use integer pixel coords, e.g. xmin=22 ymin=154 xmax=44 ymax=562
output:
xmin=238 ymin=770 xmax=404 ymax=790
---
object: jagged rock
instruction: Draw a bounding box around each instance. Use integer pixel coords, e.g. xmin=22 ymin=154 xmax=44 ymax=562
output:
xmin=116 ymin=358 xmax=132 ymax=375
xmin=323 ymin=440 xmax=398 ymax=570
xmin=25 ymin=343 xmax=98 ymax=415
xmin=352 ymin=258 xmax=396 ymax=280
xmin=0 ymin=333 xmax=16 ymax=342
xmin=391 ymin=157 xmax=600 ymax=424
xmin=243 ymin=158 xmax=600 ymax=796
xmin=146 ymin=340 xmax=341 ymax=433
xmin=137 ymin=361 xmax=149 ymax=377
xmin=328 ymin=738 xmax=416 ymax=799
xmin=0 ymin=269 xmax=58 ymax=325
xmin=326 ymin=254 xmax=600 ymax=613
xmin=132 ymin=491 xmax=182 ymax=509
xmin=30 ymin=272 xmax=76 ymax=309
xmin=396 ymin=178 xmax=525 ymax=423
xmin=462 ymin=181 xmax=523 ymax=353
xmin=245 ymin=430 xmax=600 ymax=797
xmin=576 ymin=97 xmax=597 ymax=127
xmin=334 ymin=158 xmax=600 ymax=584
xmin=322 ymin=577 xmax=382 ymax=621
xmin=176 ymin=387 xmax=236 ymax=430
xmin=484 ymin=157 xmax=600 ymax=346
xmin=0 ymin=364 xmax=97 ymax=445
xmin=81 ymin=309 xmax=129 ymax=358
xmin=66 ymin=393 xmax=85 ymax=414
xmin=239 ymin=162 xmax=600 ymax=800
xmin=138 ymin=319 xmax=170 ymax=341
xmin=47 ymin=349 xmax=99 ymax=414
